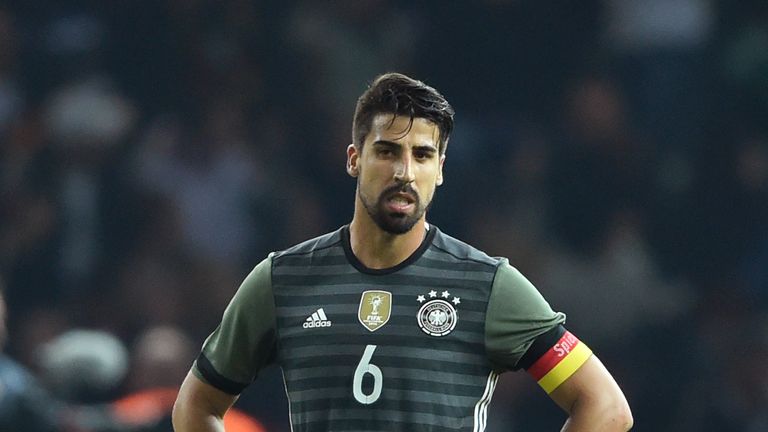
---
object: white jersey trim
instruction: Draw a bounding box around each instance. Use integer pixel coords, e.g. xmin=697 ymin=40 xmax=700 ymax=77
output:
xmin=473 ymin=371 xmax=499 ymax=432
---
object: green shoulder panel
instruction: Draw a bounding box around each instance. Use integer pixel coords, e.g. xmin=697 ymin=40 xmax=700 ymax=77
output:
xmin=194 ymin=254 xmax=277 ymax=385
xmin=485 ymin=259 xmax=565 ymax=371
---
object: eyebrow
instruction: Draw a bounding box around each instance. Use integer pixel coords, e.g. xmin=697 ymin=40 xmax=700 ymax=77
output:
xmin=372 ymin=140 xmax=438 ymax=153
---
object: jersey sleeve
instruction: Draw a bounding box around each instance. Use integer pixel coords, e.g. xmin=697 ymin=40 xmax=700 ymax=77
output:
xmin=485 ymin=259 xmax=566 ymax=369
xmin=485 ymin=260 xmax=592 ymax=393
xmin=192 ymin=255 xmax=277 ymax=395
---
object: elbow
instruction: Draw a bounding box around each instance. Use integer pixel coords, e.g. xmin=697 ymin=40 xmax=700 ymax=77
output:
xmin=610 ymin=397 xmax=634 ymax=431
xmin=580 ymin=391 xmax=633 ymax=431
xmin=618 ymin=407 xmax=635 ymax=431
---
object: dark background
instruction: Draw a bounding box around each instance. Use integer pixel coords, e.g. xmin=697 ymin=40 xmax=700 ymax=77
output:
xmin=1 ymin=1 xmax=767 ymax=431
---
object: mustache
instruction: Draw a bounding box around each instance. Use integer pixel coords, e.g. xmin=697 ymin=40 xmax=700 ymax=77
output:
xmin=381 ymin=182 xmax=419 ymax=200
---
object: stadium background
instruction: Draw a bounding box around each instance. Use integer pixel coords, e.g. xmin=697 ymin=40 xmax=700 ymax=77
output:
xmin=1 ymin=1 xmax=767 ymax=431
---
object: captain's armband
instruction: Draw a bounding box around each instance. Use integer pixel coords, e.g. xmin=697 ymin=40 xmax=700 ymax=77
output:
xmin=517 ymin=325 xmax=593 ymax=394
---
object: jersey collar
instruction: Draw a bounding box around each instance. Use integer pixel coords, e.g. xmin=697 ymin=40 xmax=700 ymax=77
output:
xmin=341 ymin=224 xmax=437 ymax=275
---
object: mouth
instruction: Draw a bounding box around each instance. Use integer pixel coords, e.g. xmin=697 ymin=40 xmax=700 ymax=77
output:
xmin=384 ymin=192 xmax=416 ymax=214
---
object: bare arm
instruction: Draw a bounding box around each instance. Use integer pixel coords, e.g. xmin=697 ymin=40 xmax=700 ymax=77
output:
xmin=172 ymin=370 xmax=239 ymax=432
xmin=549 ymin=355 xmax=633 ymax=431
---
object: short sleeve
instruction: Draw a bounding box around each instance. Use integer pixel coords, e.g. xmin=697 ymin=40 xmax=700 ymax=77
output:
xmin=193 ymin=256 xmax=277 ymax=395
xmin=485 ymin=259 xmax=566 ymax=371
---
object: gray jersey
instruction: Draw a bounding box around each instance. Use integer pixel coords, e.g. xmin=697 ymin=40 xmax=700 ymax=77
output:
xmin=194 ymin=225 xmax=568 ymax=432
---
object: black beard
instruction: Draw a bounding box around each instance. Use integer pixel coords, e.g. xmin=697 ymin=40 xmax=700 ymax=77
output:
xmin=360 ymin=183 xmax=430 ymax=234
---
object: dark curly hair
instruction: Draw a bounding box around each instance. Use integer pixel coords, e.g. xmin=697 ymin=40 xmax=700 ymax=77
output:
xmin=352 ymin=73 xmax=455 ymax=155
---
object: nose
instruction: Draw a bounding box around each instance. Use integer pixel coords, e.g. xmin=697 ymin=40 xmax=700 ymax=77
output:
xmin=393 ymin=153 xmax=415 ymax=184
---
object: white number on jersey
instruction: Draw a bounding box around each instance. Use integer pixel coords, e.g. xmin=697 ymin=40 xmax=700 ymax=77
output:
xmin=353 ymin=344 xmax=382 ymax=404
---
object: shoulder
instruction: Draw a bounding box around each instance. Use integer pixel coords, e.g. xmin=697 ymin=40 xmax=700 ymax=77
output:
xmin=428 ymin=226 xmax=501 ymax=269
xmin=271 ymin=227 xmax=344 ymax=262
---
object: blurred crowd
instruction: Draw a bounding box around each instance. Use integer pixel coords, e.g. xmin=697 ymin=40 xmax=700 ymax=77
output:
xmin=0 ymin=1 xmax=766 ymax=431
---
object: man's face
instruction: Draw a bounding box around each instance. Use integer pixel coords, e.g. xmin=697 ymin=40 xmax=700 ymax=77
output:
xmin=347 ymin=114 xmax=445 ymax=234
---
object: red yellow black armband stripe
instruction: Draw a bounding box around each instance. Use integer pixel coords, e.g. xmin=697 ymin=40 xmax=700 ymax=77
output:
xmin=524 ymin=328 xmax=592 ymax=393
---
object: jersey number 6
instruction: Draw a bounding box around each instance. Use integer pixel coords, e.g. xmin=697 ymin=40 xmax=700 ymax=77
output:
xmin=353 ymin=344 xmax=382 ymax=404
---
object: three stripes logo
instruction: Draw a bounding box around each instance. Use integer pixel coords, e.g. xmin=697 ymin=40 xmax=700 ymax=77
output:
xmin=303 ymin=308 xmax=332 ymax=329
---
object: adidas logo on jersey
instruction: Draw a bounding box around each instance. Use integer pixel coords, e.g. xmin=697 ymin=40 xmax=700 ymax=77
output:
xmin=303 ymin=308 xmax=332 ymax=328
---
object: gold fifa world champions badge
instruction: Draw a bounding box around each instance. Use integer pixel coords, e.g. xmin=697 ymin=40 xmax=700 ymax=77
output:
xmin=358 ymin=290 xmax=392 ymax=332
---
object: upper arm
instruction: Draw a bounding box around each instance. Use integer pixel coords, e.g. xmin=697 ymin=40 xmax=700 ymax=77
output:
xmin=173 ymin=370 xmax=238 ymax=432
xmin=195 ymin=256 xmax=277 ymax=394
xmin=178 ymin=370 xmax=238 ymax=417
xmin=548 ymin=355 xmax=625 ymax=412
xmin=519 ymin=331 xmax=633 ymax=430
xmin=484 ymin=260 xmax=631 ymax=429
xmin=548 ymin=355 xmax=633 ymax=430
xmin=172 ymin=255 xmax=276 ymax=432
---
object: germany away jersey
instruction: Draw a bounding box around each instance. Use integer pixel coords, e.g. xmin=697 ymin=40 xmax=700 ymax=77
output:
xmin=194 ymin=225 xmax=592 ymax=432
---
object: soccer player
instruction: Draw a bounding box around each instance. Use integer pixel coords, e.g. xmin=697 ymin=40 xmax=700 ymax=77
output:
xmin=172 ymin=73 xmax=633 ymax=432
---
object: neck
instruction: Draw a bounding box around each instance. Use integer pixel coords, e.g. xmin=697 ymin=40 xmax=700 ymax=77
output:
xmin=349 ymin=199 xmax=427 ymax=269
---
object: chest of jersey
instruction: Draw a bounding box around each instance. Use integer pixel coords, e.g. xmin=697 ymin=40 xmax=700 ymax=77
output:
xmin=271 ymin=249 xmax=498 ymax=432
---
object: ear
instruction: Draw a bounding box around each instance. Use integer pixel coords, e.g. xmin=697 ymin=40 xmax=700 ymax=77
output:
xmin=436 ymin=154 xmax=446 ymax=186
xmin=346 ymin=144 xmax=360 ymax=177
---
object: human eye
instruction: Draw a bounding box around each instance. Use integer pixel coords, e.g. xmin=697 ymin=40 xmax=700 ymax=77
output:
xmin=374 ymin=144 xmax=398 ymax=158
xmin=414 ymin=149 xmax=435 ymax=161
